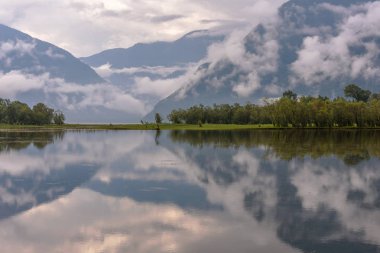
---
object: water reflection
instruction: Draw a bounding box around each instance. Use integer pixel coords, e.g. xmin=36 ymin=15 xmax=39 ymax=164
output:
xmin=0 ymin=130 xmax=379 ymax=252
xmin=0 ymin=131 xmax=97 ymax=220
xmin=0 ymin=131 xmax=64 ymax=151
xmin=170 ymin=130 xmax=380 ymax=165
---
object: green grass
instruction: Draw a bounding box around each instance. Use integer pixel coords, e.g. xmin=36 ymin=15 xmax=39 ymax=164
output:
xmin=0 ymin=123 xmax=275 ymax=131
xmin=153 ymin=124 xmax=277 ymax=130
xmin=0 ymin=123 xmax=379 ymax=131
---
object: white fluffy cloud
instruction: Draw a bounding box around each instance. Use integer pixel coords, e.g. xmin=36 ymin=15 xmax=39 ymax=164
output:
xmin=50 ymin=81 xmax=148 ymax=114
xmin=291 ymin=1 xmax=380 ymax=85
xmin=0 ymin=0 xmax=287 ymax=56
xmin=95 ymin=64 xmax=189 ymax=79
xmin=131 ymin=64 xmax=206 ymax=100
xmin=0 ymin=71 xmax=46 ymax=98
xmin=93 ymin=63 xmax=202 ymax=106
xmin=0 ymin=40 xmax=35 ymax=59
xmin=190 ymin=22 xmax=280 ymax=97
xmin=0 ymin=40 xmax=36 ymax=67
xmin=0 ymin=71 xmax=149 ymax=116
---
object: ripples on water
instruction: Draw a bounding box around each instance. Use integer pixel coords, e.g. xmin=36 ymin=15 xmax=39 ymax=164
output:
xmin=0 ymin=130 xmax=379 ymax=253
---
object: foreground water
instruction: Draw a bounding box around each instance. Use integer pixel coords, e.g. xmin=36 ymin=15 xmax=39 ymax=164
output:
xmin=0 ymin=130 xmax=380 ymax=253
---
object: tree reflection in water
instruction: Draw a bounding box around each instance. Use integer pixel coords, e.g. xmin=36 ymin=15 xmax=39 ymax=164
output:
xmin=0 ymin=130 xmax=379 ymax=253
xmin=167 ymin=130 xmax=380 ymax=252
xmin=170 ymin=129 xmax=380 ymax=165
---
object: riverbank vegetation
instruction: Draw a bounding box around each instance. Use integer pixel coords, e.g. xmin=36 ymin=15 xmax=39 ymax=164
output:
xmin=0 ymin=98 xmax=65 ymax=125
xmin=0 ymin=123 xmax=276 ymax=131
xmin=167 ymin=84 xmax=380 ymax=128
xmin=1 ymin=84 xmax=379 ymax=130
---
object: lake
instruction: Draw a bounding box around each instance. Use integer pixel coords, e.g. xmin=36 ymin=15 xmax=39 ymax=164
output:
xmin=0 ymin=129 xmax=380 ymax=253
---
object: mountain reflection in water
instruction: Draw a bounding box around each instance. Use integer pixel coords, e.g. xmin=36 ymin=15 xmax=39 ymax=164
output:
xmin=0 ymin=130 xmax=379 ymax=253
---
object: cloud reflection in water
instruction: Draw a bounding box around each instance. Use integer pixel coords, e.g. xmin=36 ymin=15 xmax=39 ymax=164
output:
xmin=0 ymin=130 xmax=379 ymax=252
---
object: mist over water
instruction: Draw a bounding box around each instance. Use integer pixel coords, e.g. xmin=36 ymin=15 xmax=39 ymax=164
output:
xmin=0 ymin=130 xmax=379 ymax=253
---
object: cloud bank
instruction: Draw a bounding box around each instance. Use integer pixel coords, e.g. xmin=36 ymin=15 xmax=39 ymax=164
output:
xmin=0 ymin=0 xmax=287 ymax=56
xmin=171 ymin=0 xmax=380 ymax=100
xmin=291 ymin=1 xmax=380 ymax=85
xmin=0 ymin=70 xmax=149 ymax=116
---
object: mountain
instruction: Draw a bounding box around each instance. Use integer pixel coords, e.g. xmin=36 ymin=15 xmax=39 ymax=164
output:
xmin=81 ymin=30 xmax=224 ymax=69
xmin=0 ymin=24 xmax=103 ymax=84
xmin=146 ymin=0 xmax=380 ymax=121
xmin=0 ymin=25 xmax=226 ymax=123
xmin=81 ymin=30 xmax=224 ymax=90
xmin=81 ymin=31 xmax=225 ymax=115
xmin=0 ymin=24 xmax=146 ymax=123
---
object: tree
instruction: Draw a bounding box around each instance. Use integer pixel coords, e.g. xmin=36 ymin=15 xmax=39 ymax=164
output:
xmin=371 ymin=93 xmax=380 ymax=100
xmin=344 ymin=84 xmax=371 ymax=102
xmin=283 ymin=90 xmax=297 ymax=100
xmin=0 ymin=98 xmax=10 ymax=123
xmin=155 ymin=113 xmax=162 ymax=124
xmin=53 ymin=111 xmax=65 ymax=125
xmin=32 ymin=103 xmax=54 ymax=125
xmin=165 ymin=84 xmax=380 ymax=128
xmin=7 ymin=101 xmax=33 ymax=124
xmin=0 ymin=98 xmax=64 ymax=125
xmin=168 ymin=110 xmax=182 ymax=124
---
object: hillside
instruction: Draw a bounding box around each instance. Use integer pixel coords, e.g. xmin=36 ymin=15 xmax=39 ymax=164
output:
xmin=145 ymin=0 xmax=380 ymax=121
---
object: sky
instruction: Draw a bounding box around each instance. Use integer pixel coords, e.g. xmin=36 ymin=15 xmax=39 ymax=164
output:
xmin=0 ymin=0 xmax=287 ymax=56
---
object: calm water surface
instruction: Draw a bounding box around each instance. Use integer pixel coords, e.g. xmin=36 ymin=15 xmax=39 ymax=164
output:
xmin=0 ymin=130 xmax=380 ymax=253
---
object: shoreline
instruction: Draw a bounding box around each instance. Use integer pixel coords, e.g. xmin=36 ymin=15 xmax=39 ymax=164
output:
xmin=1 ymin=124 xmax=380 ymax=132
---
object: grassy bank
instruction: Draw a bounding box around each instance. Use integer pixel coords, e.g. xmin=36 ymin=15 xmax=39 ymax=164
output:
xmin=1 ymin=123 xmax=380 ymax=131
xmin=0 ymin=123 xmax=276 ymax=131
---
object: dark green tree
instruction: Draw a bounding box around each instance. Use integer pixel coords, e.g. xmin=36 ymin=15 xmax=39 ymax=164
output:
xmin=53 ymin=110 xmax=65 ymax=125
xmin=344 ymin=84 xmax=371 ymax=102
xmin=283 ymin=90 xmax=298 ymax=100
xmin=7 ymin=101 xmax=33 ymax=124
xmin=155 ymin=113 xmax=162 ymax=124
xmin=0 ymin=98 xmax=64 ymax=125
xmin=0 ymin=98 xmax=10 ymax=123
xmin=168 ymin=110 xmax=182 ymax=124
xmin=32 ymin=103 xmax=54 ymax=125
xmin=167 ymin=85 xmax=380 ymax=128
xmin=371 ymin=93 xmax=380 ymax=100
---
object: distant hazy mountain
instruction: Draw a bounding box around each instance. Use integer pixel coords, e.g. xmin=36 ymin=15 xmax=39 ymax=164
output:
xmin=81 ymin=31 xmax=225 ymax=116
xmin=81 ymin=30 xmax=225 ymax=69
xmin=0 ymin=24 xmax=226 ymax=123
xmin=146 ymin=0 xmax=380 ymax=121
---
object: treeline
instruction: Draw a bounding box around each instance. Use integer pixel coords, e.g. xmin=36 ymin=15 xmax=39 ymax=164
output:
xmin=167 ymin=84 xmax=380 ymax=128
xmin=0 ymin=98 xmax=65 ymax=125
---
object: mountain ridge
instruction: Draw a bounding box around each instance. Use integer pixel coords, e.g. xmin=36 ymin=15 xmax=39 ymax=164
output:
xmin=0 ymin=24 xmax=105 ymax=84
xmin=80 ymin=30 xmax=224 ymax=69
xmin=0 ymin=24 xmax=146 ymax=123
xmin=144 ymin=0 xmax=380 ymax=121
